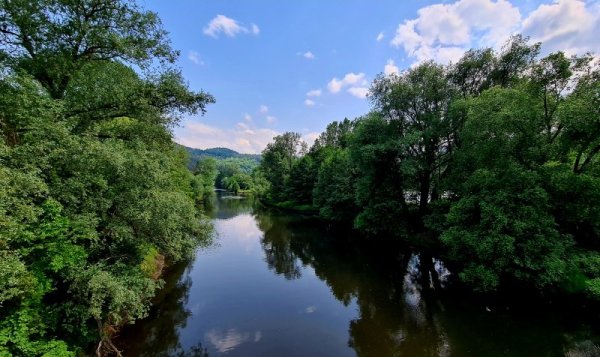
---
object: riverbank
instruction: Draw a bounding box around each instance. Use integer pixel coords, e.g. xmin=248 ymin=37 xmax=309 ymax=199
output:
xmin=258 ymin=197 xmax=320 ymax=215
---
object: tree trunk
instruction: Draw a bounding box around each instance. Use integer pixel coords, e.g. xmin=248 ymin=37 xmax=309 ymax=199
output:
xmin=419 ymin=171 xmax=430 ymax=217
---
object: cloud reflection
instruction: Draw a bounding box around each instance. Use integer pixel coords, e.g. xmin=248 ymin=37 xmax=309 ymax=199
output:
xmin=205 ymin=328 xmax=250 ymax=353
xmin=305 ymin=305 xmax=317 ymax=314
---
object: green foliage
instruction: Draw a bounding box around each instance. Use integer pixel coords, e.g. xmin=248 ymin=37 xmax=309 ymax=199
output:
xmin=191 ymin=157 xmax=218 ymax=201
xmin=250 ymin=168 xmax=270 ymax=196
xmin=369 ymin=61 xmax=454 ymax=217
xmin=442 ymin=166 xmax=571 ymax=291
xmin=564 ymin=251 xmax=600 ymax=299
xmin=0 ymin=1 xmax=214 ymax=353
xmin=184 ymin=146 xmax=260 ymax=169
xmin=586 ymin=278 xmax=600 ymax=299
xmin=0 ymin=0 xmax=180 ymax=99
xmin=313 ymin=149 xmax=357 ymax=222
xmin=0 ymin=251 xmax=34 ymax=303
xmin=71 ymin=263 xmax=158 ymax=327
xmin=287 ymin=155 xmax=317 ymax=204
xmin=259 ymin=36 xmax=600 ymax=300
xmin=0 ymin=306 xmax=75 ymax=356
xmin=260 ymin=132 xmax=306 ymax=201
xmin=349 ymin=113 xmax=412 ymax=235
xmin=139 ymin=246 xmax=160 ymax=278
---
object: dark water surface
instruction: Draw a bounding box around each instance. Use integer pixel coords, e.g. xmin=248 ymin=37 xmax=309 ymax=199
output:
xmin=120 ymin=194 xmax=599 ymax=356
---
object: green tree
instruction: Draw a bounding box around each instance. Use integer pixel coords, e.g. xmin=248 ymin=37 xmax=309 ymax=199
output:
xmin=0 ymin=1 xmax=214 ymax=354
xmin=260 ymin=132 xmax=305 ymax=201
xmin=1 ymin=0 xmax=175 ymax=99
xmin=313 ymin=149 xmax=357 ymax=222
xmin=369 ymin=61 xmax=454 ymax=220
xmin=442 ymin=87 xmax=571 ymax=291
xmin=192 ymin=157 xmax=217 ymax=201
xmin=349 ymin=113 xmax=412 ymax=235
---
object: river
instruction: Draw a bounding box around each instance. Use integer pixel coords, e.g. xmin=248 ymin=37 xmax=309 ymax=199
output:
xmin=119 ymin=193 xmax=599 ymax=356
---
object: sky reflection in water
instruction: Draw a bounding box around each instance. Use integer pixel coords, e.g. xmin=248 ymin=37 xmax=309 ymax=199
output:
xmin=119 ymin=194 xmax=599 ymax=357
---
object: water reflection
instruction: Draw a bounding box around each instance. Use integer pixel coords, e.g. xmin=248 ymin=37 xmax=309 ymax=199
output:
xmin=205 ymin=328 xmax=253 ymax=353
xmin=117 ymin=262 xmax=196 ymax=356
xmin=119 ymin=194 xmax=599 ymax=357
xmin=256 ymin=211 xmax=303 ymax=280
xmin=205 ymin=193 xmax=254 ymax=220
xmin=253 ymin=208 xmax=597 ymax=356
xmin=257 ymin=213 xmax=454 ymax=356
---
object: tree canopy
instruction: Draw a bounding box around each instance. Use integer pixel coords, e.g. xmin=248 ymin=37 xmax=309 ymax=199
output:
xmin=0 ymin=1 xmax=214 ymax=355
xmin=258 ymin=35 xmax=600 ymax=299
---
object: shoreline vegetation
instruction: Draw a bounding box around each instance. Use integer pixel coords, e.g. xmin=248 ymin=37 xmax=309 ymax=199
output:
xmin=0 ymin=1 xmax=214 ymax=355
xmin=258 ymin=198 xmax=320 ymax=216
xmin=255 ymin=35 xmax=600 ymax=310
xmin=0 ymin=0 xmax=599 ymax=356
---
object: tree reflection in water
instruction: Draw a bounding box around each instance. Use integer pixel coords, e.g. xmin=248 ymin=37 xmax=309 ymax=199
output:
xmin=254 ymin=209 xmax=455 ymax=356
xmin=255 ymin=209 xmax=303 ymax=280
xmin=117 ymin=261 xmax=200 ymax=356
xmin=118 ymin=195 xmax=599 ymax=356
xmin=254 ymin=207 xmax=587 ymax=356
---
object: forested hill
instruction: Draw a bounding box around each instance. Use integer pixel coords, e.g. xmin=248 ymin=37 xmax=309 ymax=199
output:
xmin=182 ymin=146 xmax=261 ymax=168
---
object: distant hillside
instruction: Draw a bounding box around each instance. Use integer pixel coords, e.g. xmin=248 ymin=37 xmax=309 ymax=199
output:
xmin=181 ymin=146 xmax=261 ymax=169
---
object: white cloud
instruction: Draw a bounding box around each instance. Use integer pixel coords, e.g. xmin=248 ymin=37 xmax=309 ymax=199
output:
xmin=306 ymin=89 xmax=322 ymax=97
xmin=522 ymin=0 xmax=600 ymax=56
xmin=176 ymin=121 xmax=278 ymax=154
xmin=187 ymin=51 xmax=204 ymax=65
xmin=299 ymin=51 xmax=315 ymax=59
xmin=243 ymin=113 xmax=252 ymax=122
xmin=327 ymin=78 xmax=343 ymax=93
xmin=390 ymin=0 xmax=521 ymax=64
xmin=259 ymin=105 xmax=269 ymax=114
xmin=328 ymin=72 xmax=366 ymax=93
xmin=304 ymin=99 xmax=315 ymax=107
xmin=254 ymin=331 xmax=262 ymax=343
xmin=376 ymin=32 xmax=384 ymax=42
xmin=347 ymin=87 xmax=369 ymax=99
xmin=251 ymin=23 xmax=260 ymax=35
xmin=305 ymin=305 xmax=317 ymax=313
xmin=266 ymin=115 xmax=277 ymax=124
xmin=203 ymin=15 xmax=259 ymax=38
xmin=303 ymin=132 xmax=319 ymax=147
xmin=343 ymin=72 xmax=366 ymax=85
xmin=390 ymin=0 xmax=600 ymax=66
xmin=384 ymin=59 xmax=399 ymax=76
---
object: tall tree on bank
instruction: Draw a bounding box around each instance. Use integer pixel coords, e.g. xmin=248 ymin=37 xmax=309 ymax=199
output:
xmin=369 ymin=62 xmax=454 ymax=219
xmin=260 ymin=132 xmax=306 ymax=201
xmin=443 ymin=49 xmax=600 ymax=293
xmin=258 ymin=35 xmax=600 ymax=299
xmin=0 ymin=0 xmax=214 ymax=355
xmin=1 ymin=0 xmax=170 ymax=98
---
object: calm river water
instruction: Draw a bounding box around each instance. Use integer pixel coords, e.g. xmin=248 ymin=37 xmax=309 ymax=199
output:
xmin=120 ymin=193 xmax=599 ymax=356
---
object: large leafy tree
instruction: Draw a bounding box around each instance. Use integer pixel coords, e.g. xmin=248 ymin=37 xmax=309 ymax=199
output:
xmin=260 ymin=132 xmax=306 ymax=201
xmin=369 ymin=61 xmax=454 ymax=219
xmin=0 ymin=1 xmax=214 ymax=355
xmin=442 ymin=87 xmax=572 ymax=291
xmin=1 ymin=0 xmax=175 ymax=98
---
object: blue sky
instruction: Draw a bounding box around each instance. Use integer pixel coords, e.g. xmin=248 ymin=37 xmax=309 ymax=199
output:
xmin=143 ymin=0 xmax=600 ymax=153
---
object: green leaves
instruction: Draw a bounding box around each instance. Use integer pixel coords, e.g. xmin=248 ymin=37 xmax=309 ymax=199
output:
xmin=260 ymin=132 xmax=306 ymax=201
xmin=0 ymin=1 xmax=214 ymax=352
xmin=256 ymin=35 xmax=600 ymax=300
xmin=71 ymin=263 xmax=158 ymax=327
xmin=1 ymin=0 xmax=179 ymax=98
xmin=0 ymin=251 xmax=35 ymax=303
xmin=442 ymin=166 xmax=571 ymax=291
